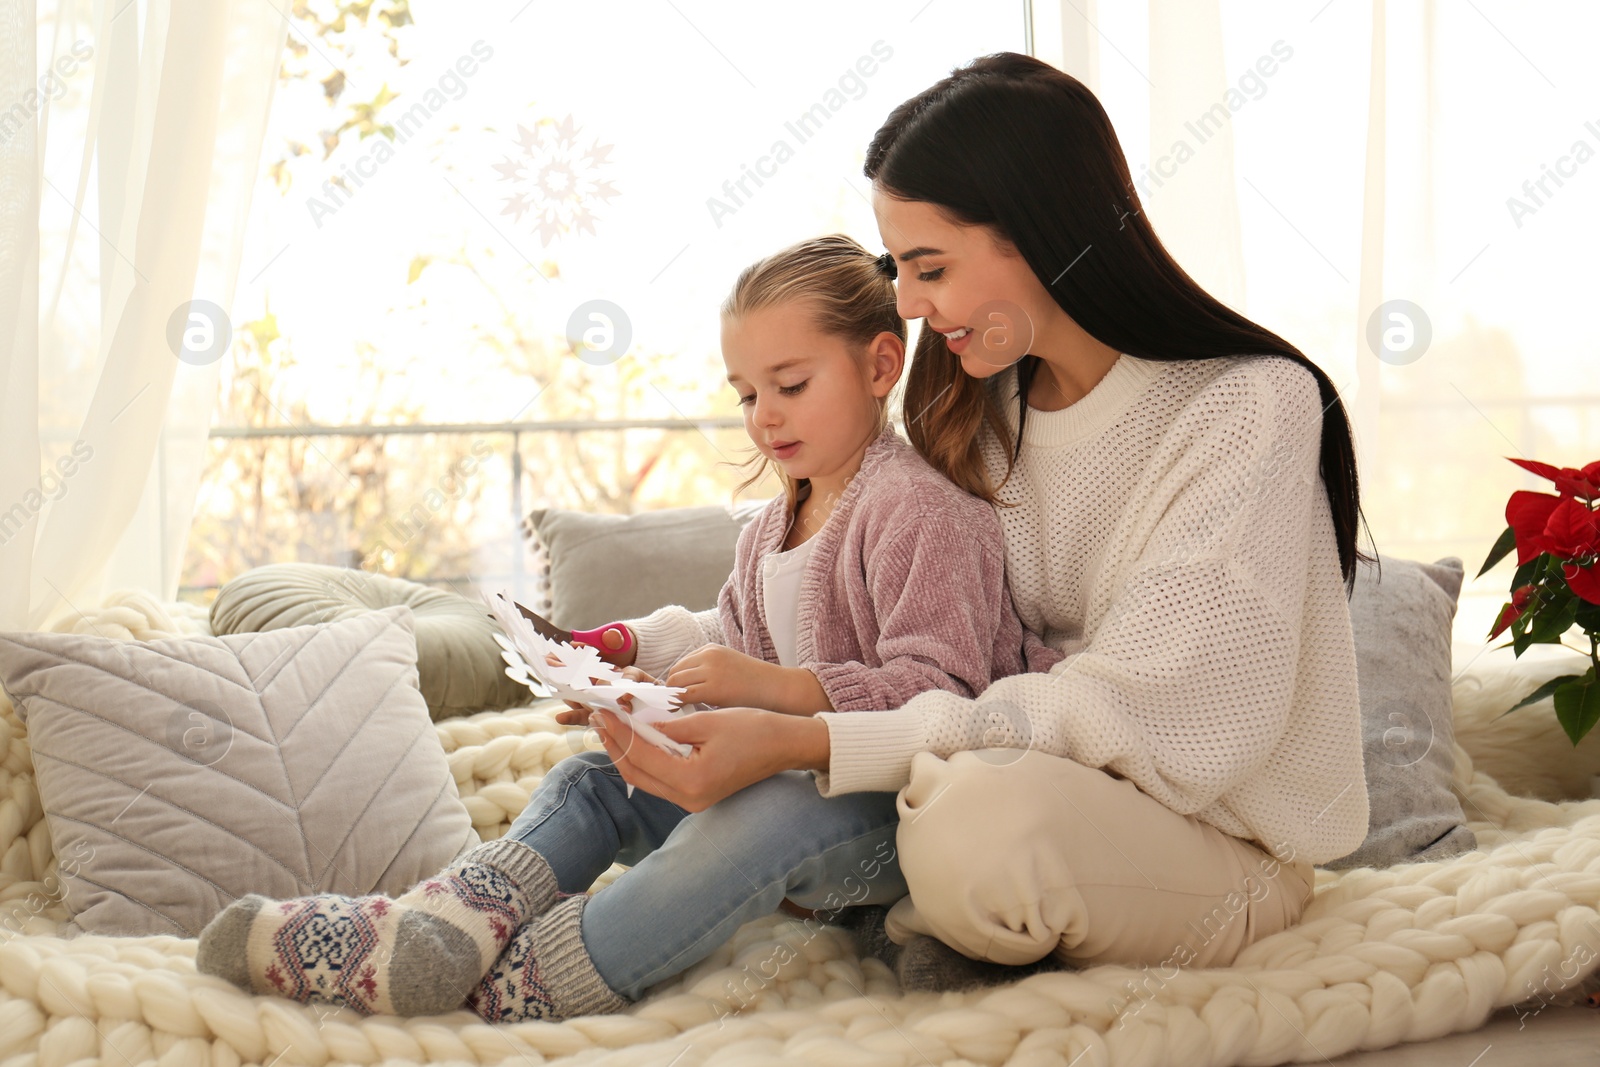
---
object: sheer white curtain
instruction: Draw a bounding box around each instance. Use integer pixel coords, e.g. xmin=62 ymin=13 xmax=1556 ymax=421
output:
xmin=1032 ymin=0 xmax=1600 ymax=647
xmin=1032 ymin=0 xmax=1375 ymax=447
xmin=0 ymin=0 xmax=288 ymax=630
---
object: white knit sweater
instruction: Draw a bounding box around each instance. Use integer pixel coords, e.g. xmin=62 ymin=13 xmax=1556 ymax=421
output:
xmin=813 ymin=353 xmax=1370 ymax=865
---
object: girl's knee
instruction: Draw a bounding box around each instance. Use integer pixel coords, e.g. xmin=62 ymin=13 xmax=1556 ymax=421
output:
xmin=692 ymin=772 xmax=891 ymax=862
xmin=560 ymin=749 xmax=614 ymax=770
xmin=785 ymin=832 xmax=904 ymax=912
xmin=546 ymin=750 xmax=623 ymax=789
xmin=688 ymin=771 xmax=811 ymax=838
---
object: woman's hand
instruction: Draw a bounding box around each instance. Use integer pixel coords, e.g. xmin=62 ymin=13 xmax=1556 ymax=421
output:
xmin=553 ymin=666 xmax=656 ymax=727
xmin=667 ymin=645 xmax=830 ymax=714
xmin=553 ymin=705 xmax=593 ymax=727
xmin=591 ymin=705 xmax=830 ymax=811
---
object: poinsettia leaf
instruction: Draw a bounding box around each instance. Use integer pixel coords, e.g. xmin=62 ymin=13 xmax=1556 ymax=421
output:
xmin=1477 ymin=524 xmax=1518 ymax=578
xmin=1511 ymin=632 xmax=1531 ymax=657
xmin=1509 ymin=457 xmax=1563 ymax=481
xmin=1554 ymin=474 xmax=1600 ymax=501
xmin=1512 ymin=616 xmax=1535 ymax=656
xmin=1564 ymin=563 xmax=1600 ymax=606
xmin=1552 ymin=671 xmax=1600 ymax=746
xmin=1528 ymin=593 xmax=1581 ymax=643
xmin=1512 ymin=556 xmax=1542 ymax=589
xmin=1497 ymin=672 xmax=1585 ymax=718
xmin=1535 ymin=554 xmax=1568 ymax=586
xmin=1507 ymin=491 xmax=1562 ymax=564
xmin=1573 ymin=600 xmax=1600 ymax=632
xmin=1544 ymin=497 xmax=1600 ymax=558
xmin=1512 ymin=589 xmax=1577 ymax=654
xmin=1488 ymin=601 xmax=1519 ymax=640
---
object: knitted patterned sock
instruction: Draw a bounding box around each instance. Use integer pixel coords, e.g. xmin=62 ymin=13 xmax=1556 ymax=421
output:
xmin=468 ymin=894 xmax=631 ymax=1022
xmin=197 ymin=838 xmax=559 ymax=1016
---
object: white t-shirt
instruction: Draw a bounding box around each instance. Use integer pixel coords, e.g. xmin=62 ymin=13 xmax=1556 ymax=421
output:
xmin=761 ymin=535 xmax=818 ymax=668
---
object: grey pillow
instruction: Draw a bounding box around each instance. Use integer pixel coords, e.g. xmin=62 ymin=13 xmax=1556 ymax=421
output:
xmin=209 ymin=562 xmax=529 ymax=720
xmin=527 ymin=502 xmax=766 ymax=630
xmin=1324 ymin=555 xmax=1478 ymax=870
xmin=0 ymin=605 xmax=478 ymax=937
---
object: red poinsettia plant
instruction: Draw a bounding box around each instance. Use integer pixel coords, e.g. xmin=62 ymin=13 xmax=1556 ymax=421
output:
xmin=1478 ymin=457 xmax=1600 ymax=744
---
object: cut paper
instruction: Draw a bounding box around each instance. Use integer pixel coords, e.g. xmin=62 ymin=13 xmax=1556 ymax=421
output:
xmin=484 ymin=590 xmax=692 ymax=796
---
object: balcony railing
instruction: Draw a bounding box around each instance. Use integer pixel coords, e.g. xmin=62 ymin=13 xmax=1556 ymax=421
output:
xmin=189 ymin=416 xmax=749 ymax=604
xmin=188 ymin=394 xmax=1600 ymax=630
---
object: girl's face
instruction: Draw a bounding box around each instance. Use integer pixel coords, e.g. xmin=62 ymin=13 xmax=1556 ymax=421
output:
xmin=721 ymin=300 xmax=903 ymax=488
xmin=871 ymin=188 xmax=1064 ymax=380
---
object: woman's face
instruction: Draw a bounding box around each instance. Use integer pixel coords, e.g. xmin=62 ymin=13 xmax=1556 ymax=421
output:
xmin=721 ymin=300 xmax=901 ymax=487
xmin=871 ymin=187 xmax=1061 ymax=380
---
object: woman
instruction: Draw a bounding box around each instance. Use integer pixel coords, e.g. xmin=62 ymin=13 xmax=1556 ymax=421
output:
xmin=199 ymin=52 xmax=1371 ymax=1020
xmin=592 ymin=51 xmax=1372 ymax=977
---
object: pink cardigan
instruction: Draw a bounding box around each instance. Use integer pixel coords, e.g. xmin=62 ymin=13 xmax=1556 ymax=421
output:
xmin=628 ymin=427 xmax=1060 ymax=711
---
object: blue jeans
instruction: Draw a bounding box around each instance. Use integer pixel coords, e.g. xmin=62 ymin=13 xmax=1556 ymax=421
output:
xmin=503 ymin=750 xmax=906 ymax=1001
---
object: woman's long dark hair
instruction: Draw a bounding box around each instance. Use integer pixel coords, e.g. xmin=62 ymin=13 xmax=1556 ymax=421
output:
xmin=866 ymin=52 xmax=1373 ymax=593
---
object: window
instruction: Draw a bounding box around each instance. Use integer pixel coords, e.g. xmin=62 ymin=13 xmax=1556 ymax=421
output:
xmin=187 ymin=0 xmax=1028 ymax=605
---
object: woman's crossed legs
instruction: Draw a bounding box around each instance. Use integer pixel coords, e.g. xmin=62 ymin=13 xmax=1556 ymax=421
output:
xmin=885 ymin=749 xmax=1315 ymax=974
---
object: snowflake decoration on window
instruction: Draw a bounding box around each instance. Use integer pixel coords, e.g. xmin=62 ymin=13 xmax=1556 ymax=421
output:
xmin=491 ymin=115 xmax=619 ymax=246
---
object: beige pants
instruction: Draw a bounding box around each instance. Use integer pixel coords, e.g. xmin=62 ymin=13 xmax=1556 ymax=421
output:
xmin=884 ymin=749 xmax=1315 ymax=970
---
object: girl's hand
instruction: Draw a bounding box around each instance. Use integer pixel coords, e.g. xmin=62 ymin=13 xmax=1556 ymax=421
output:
xmin=667 ymin=645 xmax=828 ymax=713
xmin=590 ymin=705 xmax=829 ymax=811
xmin=666 ymin=645 xmax=773 ymax=707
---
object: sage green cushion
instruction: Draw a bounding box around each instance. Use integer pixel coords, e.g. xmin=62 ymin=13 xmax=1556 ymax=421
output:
xmin=209 ymin=563 xmax=529 ymax=720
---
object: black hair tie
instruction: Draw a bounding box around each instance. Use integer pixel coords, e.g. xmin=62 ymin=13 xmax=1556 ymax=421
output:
xmin=875 ymin=252 xmax=898 ymax=280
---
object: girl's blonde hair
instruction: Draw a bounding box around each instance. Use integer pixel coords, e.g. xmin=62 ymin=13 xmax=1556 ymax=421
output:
xmin=722 ymin=234 xmax=904 ymax=511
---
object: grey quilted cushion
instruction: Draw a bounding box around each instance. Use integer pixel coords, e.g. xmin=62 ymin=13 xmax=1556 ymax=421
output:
xmin=1324 ymin=556 xmax=1478 ymax=870
xmin=0 ymin=605 xmax=478 ymax=937
xmin=209 ymin=563 xmax=529 ymax=721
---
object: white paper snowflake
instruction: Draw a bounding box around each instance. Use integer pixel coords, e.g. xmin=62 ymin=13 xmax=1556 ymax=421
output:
xmin=483 ymin=590 xmax=692 ymax=773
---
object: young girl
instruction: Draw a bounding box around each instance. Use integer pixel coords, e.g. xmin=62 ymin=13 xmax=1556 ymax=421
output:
xmin=196 ymin=233 xmax=1057 ymax=1021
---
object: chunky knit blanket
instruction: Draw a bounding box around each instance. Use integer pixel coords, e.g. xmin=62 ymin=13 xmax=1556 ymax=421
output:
xmin=1 ymin=591 xmax=1598 ymax=1067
